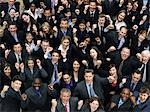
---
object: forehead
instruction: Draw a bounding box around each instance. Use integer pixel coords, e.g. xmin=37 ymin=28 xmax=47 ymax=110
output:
xmin=14 ymin=80 xmax=22 ymax=84
xmin=52 ymin=52 xmax=59 ymax=56
xmin=61 ymin=20 xmax=68 ymax=24
xmin=85 ymin=72 xmax=93 ymax=76
xmin=122 ymin=89 xmax=130 ymax=94
xmin=14 ymin=44 xmax=21 ymax=47
xmin=9 ymin=25 xmax=16 ymax=28
xmin=122 ymin=48 xmax=129 ymax=53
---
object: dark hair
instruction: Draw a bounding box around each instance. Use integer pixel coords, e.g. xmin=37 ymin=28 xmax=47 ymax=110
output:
xmin=51 ymin=49 xmax=61 ymax=56
xmin=84 ymin=69 xmax=94 ymax=74
xmin=140 ymin=87 xmax=150 ymax=94
xmin=109 ymin=64 xmax=116 ymax=70
xmin=99 ymin=14 xmax=106 ymax=18
xmin=133 ymin=69 xmax=142 ymax=75
xmin=13 ymin=42 xmax=22 ymax=47
xmin=12 ymin=75 xmax=22 ymax=82
xmin=90 ymin=46 xmax=103 ymax=59
xmin=84 ymin=97 xmax=104 ymax=111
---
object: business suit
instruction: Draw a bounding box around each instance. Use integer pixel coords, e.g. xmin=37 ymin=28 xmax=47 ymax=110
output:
xmin=105 ymin=31 xmax=129 ymax=51
xmin=1 ymin=87 xmax=21 ymax=112
xmin=55 ymin=97 xmax=79 ymax=112
xmin=102 ymin=0 xmax=120 ymax=17
xmin=110 ymin=95 xmax=133 ymax=112
xmin=84 ymin=8 xmax=99 ymax=24
xmin=4 ymin=30 xmax=25 ymax=49
xmin=0 ymin=2 xmax=20 ymax=13
xmin=133 ymin=97 xmax=150 ymax=112
xmin=139 ymin=61 xmax=150 ymax=83
xmin=56 ymin=28 xmax=73 ymax=44
xmin=73 ymin=75 xmax=109 ymax=101
xmin=21 ymin=84 xmax=57 ymax=111
xmin=130 ymin=37 xmax=150 ymax=55
xmin=123 ymin=76 xmax=144 ymax=92
xmin=7 ymin=50 xmax=28 ymax=76
xmin=7 ymin=50 xmax=28 ymax=65
xmin=43 ymin=59 xmax=63 ymax=84
xmin=20 ymin=67 xmax=48 ymax=89
xmin=108 ymin=51 xmax=141 ymax=77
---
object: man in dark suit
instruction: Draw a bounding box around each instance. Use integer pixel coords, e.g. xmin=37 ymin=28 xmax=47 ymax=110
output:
xmin=0 ymin=0 xmax=20 ymax=13
xmin=21 ymin=77 xmax=57 ymax=112
xmin=43 ymin=50 xmax=63 ymax=84
xmin=6 ymin=42 xmax=28 ymax=76
xmin=54 ymin=18 xmax=73 ymax=46
xmin=1 ymin=75 xmax=23 ymax=112
xmin=138 ymin=50 xmax=150 ymax=83
xmin=107 ymin=47 xmax=141 ymax=78
xmin=108 ymin=88 xmax=133 ymax=112
xmin=4 ymin=22 xmax=25 ymax=49
xmin=84 ymin=0 xmax=100 ymax=25
xmin=32 ymin=39 xmax=53 ymax=60
xmin=51 ymin=88 xmax=83 ymax=112
xmin=105 ymin=26 xmax=129 ymax=51
xmin=120 ymin=70 xmax=144 ymax=93
xmin=73 ymin=69 xmax=115 ymax=102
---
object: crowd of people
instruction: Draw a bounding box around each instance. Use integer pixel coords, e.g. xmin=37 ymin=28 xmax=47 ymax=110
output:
xmin=0 ymin=0 xmax=150 ymax=112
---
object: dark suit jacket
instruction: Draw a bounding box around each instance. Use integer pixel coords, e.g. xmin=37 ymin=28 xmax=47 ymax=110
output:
xmin=20 ymin=67 xmax=48 ymax=89
xmin=7 ymin=50 xmax=28 ymax=65
xmin=1 ymin=87 xmax=21 ymax=112
xmin=22 ymin=84 xmax=57 ymax=111
xmin=43 ymin=59 xmax=63 ymax=83
xmin=123 ymin=76 xmax=144 ymax=92
xmin=108 ymin=51 xmax=141 ymax=77
xmin=73 ymin=75 xmax=109 ymax=101
xmin=7 ymin=50 xmax=28 ymax=76
xmin=0 ymin=2 xmax=20 ymax=13
xmin=105 ymin=31 xmax=129 ymax=51
xmin=110 ymin=95 xmax=133 ymax=112
xmin=4 ymin=30 xmax=25 ymax=49
xmin=84 ymin=8 xmax=99 ymax=24
xmin=55 ymin=97 xmax=79 ymax=112
xmin=144 ymin=61 xmax=150 ymax=82
xmin=133 ymin=97 xmax=150 ymax=112
xmin=130 ymin=37 xmax=150 ymax=55
xmin=56 ymin=28 xmax=73 ymax=46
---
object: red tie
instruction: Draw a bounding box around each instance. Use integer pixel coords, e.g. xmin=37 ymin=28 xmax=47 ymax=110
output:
xmin=65 ymin=104 xmax=68 ymax=112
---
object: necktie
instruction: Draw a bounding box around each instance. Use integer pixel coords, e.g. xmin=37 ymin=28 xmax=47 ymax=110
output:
xmin=36 ymin=90 xmax=41 ymax=97
xmin=118 ymin=99 xmax=124 ymax=108
xmin=142 ymin=64 xmax=146 ymax=82
xmin=130 ymin=83 xmax=135 ymax=91
xmin=51 ymin=63 xmax=58 ymax=83
xmin=18 ymin=54 xmax=22 ymax=64
xmin=63 ymin=31 xmax=66 ymax=36
xmin=91 ymin=11 xmax=94 ymax=17
xmin=89 ymin=84 xmax=95 ymax=98
xmin=65 ymin=104 xmax=68 ymax=112
xmin=118 ymin=61 xmax=124 ymax=78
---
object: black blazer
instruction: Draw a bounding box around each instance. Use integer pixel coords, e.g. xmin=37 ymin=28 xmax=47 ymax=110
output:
xmin=4 ymin=30 xmax=25 ymax=49
xmin=73 ymin=75 xmax=109 ymax=101
xmin=20 ymin=67 xmax=48 ymax=89
xmin=123 ymin=76 xmax=144 ymax=92
xmin=84 ymin=8 xmax=99 ymax=24
xmin=0 ymin=2 xmax=20 ymax=13
xmin=43 ymin=59 xmax=63 ymax=83
xmin=1 ymin=87 xmax=21 ymax=112
xmin=22 ymin=84 xmax=57 ymax=111
xmin=110 ymin=95 xmax=133 ymax=112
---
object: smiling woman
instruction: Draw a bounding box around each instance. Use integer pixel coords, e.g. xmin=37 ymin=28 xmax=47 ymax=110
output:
xmin=80 ymin=97 xmax=105 ymax=112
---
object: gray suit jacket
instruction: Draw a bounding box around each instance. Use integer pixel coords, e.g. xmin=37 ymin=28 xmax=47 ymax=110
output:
xmin=56 ymin=97 xmax=79 ymax=112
